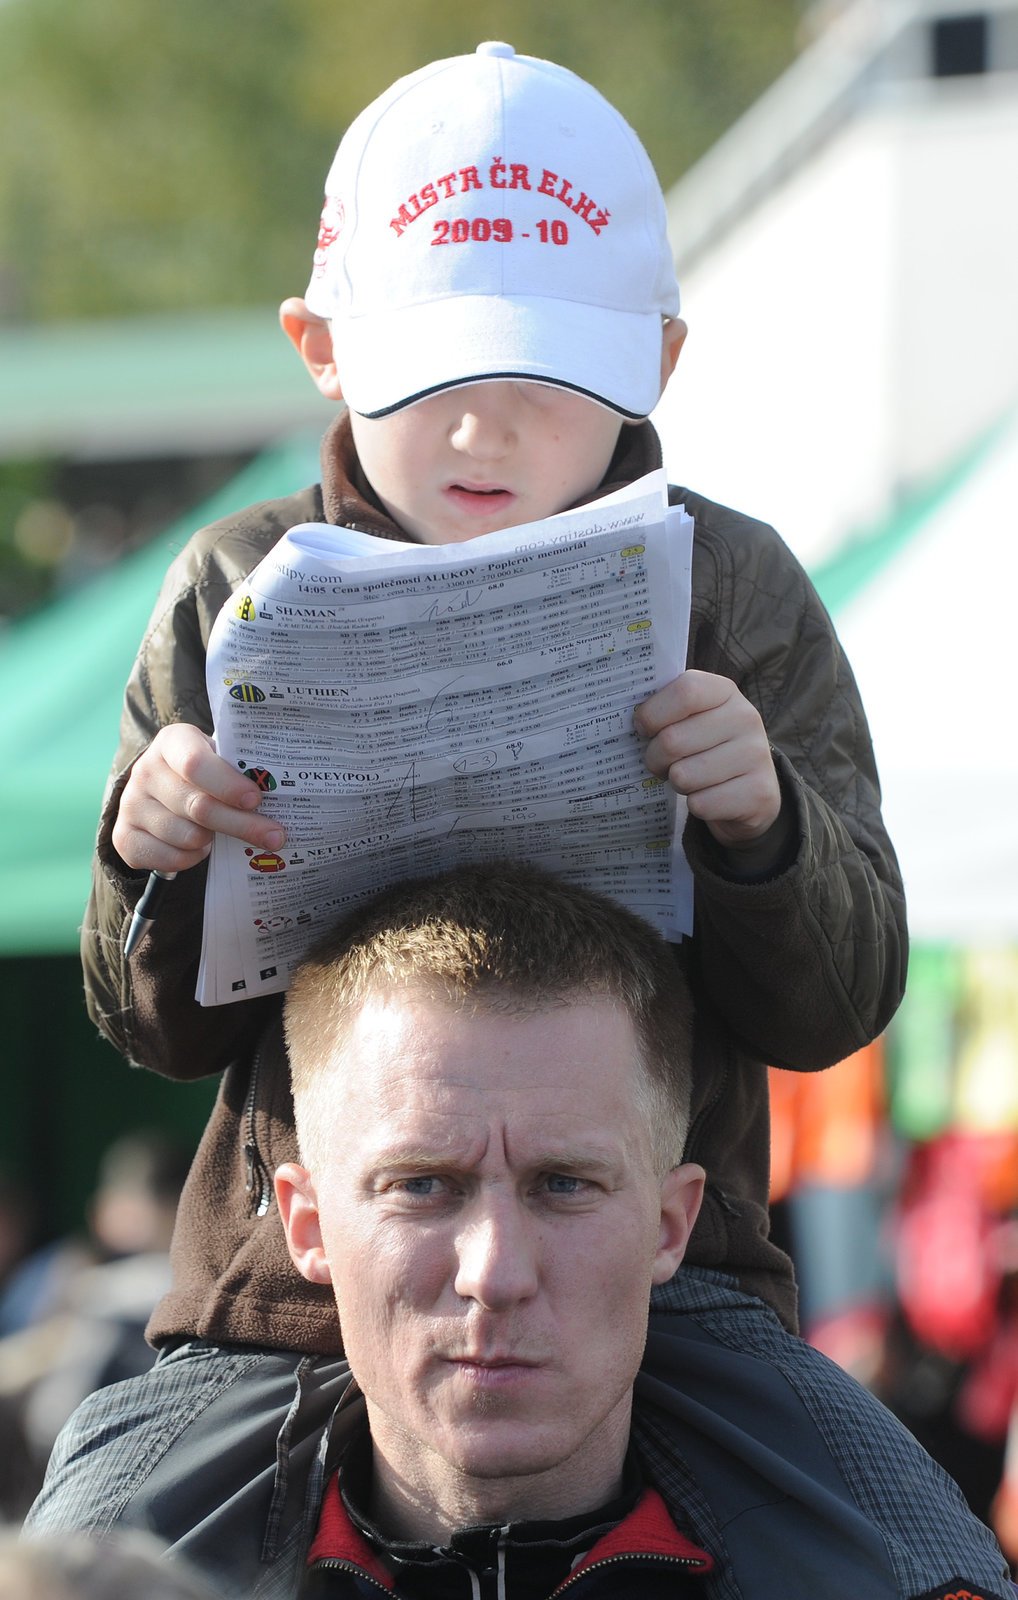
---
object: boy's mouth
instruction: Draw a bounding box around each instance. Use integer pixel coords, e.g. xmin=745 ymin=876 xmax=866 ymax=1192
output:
xmin=444 ymin=482 xmax=516 ymax=515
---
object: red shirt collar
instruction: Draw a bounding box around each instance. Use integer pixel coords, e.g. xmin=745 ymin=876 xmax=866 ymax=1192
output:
xmin=308 ymin=1473 xmax=711 ymax=1589
xmin=308 ymin=1473 xmax=395 ymax=1588
xmin=564 ymin=1485 xmax=712 ymax=1579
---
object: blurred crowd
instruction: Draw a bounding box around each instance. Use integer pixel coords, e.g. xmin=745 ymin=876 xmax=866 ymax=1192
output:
xmin=0 ymin=1132 xmax=189 ymax=1523
xmin=770 ymin=944 xmax=1018 ymax=1567
xmin=0 ymin=1528 xmax=221 ymax=1600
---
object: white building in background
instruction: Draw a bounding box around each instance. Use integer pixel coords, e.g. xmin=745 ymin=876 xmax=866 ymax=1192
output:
xmin=654 ymin=0 xmax=1018 ymax=565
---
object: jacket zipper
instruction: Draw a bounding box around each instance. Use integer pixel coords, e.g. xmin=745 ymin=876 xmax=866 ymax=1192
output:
xmin=243 ymin=1046 xmax=271 ymax=1216
xmin=310 ymin=1547 xmax=704 ymax=1596
xmin=306 ymin=1557 xmax=392 ymax=1593
xmin=551 ymin=1549 xmax=705 ymax=1594
xmin=685 ymin=1051 xmax=728 ymax=1153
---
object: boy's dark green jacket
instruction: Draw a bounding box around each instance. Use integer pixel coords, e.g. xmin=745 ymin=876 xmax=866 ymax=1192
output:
xmin=80 ymin=414 xmax=907 ymax=1347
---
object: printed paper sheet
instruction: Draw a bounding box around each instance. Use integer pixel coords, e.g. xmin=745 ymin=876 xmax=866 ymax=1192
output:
xmin=197 ymin=468 xmax=694 ymax=1004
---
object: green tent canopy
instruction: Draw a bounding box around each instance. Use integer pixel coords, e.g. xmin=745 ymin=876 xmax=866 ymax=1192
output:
xmin=1 ymin=430 xmax=321 ymax=954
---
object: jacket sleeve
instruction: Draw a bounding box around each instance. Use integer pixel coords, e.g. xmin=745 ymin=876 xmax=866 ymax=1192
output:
xmin=80 ymin=498 xmax=316 ymax=1080
xmin=682 ymin=499 xmax=908 ymax=1071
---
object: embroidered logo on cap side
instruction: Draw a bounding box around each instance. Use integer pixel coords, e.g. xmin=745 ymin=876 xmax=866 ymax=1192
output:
xmin=312 ymin=194 xmax=346 ymax=279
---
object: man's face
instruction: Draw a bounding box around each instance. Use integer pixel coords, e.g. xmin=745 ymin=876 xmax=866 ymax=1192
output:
xmin=346 ymin=381 xmax=625 ymax=545
xmin=278 ymin=990 xmax=701 ymax=1527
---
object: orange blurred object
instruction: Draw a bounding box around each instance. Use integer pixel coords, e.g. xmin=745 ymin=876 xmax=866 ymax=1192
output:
xmin=769 ymin=1040 xmax=886 ymax=1203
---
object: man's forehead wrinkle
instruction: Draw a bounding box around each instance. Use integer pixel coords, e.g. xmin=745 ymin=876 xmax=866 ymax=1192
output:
xmin=366 ymin=1110 xmax=631 ymax=1181
xmin=333 ymin=991 xmax=652 ymax=1178
xmin=369 ymin=1109 xmax=491 ymax=1154
xmin=379 ymin=1081 xmax=622 ymax=1130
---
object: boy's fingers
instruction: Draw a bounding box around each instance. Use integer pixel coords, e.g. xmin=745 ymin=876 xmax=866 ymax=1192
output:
xmin=115 ymin=833 xmax=212 ymax=875
xmin=157 ymin=725 xmax=263 ymax=810
xmin=134 ymin=726 xmax=274 ymax=826
xmin=114 ymin=726 xmax=286 ymax=870
xmin=169 ymin=789 xmax=286 ymax=850
xmin=634 ymin=670 xmax=729 ymax=737
xmin=643 ymin=707 xmax=728 ymax=771
xmin=114 ymin=797 xmax=286 ymax=872
xmin=638 ymin=688 xmax=782 ymax=840
xmin=686 ymin=777 xmax=784 ymax=847
xmin=648 ymin=724 xmax=761 ymax=791
xmin=654 ymin=743 xmax=739 ymax=793
xmin=642 ymin=703 xmax=751 ymax=777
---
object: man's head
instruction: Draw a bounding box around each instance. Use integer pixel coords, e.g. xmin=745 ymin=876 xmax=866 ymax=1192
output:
xmin=283 ymin=863 xmax=695 ymax=1175
xmin=280 ymin=42 xmax=686 ymax=544
xmin=276 ymin=865 xmax=704 ymax=1535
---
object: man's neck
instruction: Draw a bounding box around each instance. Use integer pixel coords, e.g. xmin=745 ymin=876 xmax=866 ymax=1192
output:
xmin=341 ymin=1427 xmax=641 ymax=1546
xmin=331 ymin=1434 xmax=646 ymax=1600
xmin=366 ymin=1424 xmax=631 ymax=1542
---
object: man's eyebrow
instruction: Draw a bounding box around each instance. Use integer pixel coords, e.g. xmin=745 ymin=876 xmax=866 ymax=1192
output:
xmin=526 ymin=1151 xmax=622 ymax=1178
xmin=368 ymin=1148 xmax=623 ymax=1176
xmin=369 ymin=1150 xmax=462 ymax=1173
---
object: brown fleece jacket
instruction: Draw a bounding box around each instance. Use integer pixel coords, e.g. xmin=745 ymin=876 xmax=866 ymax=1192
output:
xmin=80 ymin=416 xmax=907 ymax=1348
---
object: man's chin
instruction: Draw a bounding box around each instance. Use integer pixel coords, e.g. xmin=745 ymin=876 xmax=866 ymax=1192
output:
xmin=434 ymin=1418 xmax=578 ymax=1484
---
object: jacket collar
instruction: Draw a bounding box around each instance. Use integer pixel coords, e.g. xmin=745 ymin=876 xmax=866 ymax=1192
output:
xmin=555 ymin=1488 xmax=712 ymax=1588
xmin=307 ymin=1472 xmax=711 ymax=1590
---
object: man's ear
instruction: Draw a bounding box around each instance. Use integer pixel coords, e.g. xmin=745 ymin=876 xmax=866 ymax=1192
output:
xmin=279 ymin=297 xmax=345 ymax=403
xmin=275 ymin=1162 xmax=333 ymax=1285
xmin=651 ymin=1161 xmax=705 ymax=1285
xmin=658 ymin=317 xmax=688 ymax=399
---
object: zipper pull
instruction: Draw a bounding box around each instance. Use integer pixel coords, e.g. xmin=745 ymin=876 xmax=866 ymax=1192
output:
xmin=244 ymin=1142 xmax=271 ymax=1216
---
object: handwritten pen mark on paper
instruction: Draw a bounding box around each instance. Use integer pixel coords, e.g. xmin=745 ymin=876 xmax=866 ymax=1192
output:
xmin=453 ymin=750 xmax=498 ymax=774
xmin=387 ymin=759 xmax=418 ymax=822
xmin=425 ymin=675 xmax=466 ymax=735
xmin=420 ymin=589 xmax=485 ymax=623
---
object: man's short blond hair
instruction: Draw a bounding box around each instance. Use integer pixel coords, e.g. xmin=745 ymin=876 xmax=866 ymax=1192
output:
xmin=284 ymin=864 xmax=694 ymax=1175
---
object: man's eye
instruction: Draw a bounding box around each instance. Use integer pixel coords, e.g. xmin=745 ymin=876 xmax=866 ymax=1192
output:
xmin=396 ymin=1176 xmax=445 ymax=1197
xmin=543 ymin=1173 xmax=586 ymax=1196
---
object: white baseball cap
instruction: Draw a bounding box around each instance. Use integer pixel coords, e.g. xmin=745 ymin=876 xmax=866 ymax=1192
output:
xmin=304 ymin=41 xmax=680 ymax=419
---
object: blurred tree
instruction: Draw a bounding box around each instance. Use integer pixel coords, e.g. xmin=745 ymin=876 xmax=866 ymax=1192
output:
xmin=0 ymin=460 xmax=56 ymax=619
xmin=0 ymin=0 xmax=806 ymax=321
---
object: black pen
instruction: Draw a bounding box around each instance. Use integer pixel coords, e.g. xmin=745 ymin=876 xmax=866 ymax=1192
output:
xmin=124 ymin=870 xmax=178 ymax=958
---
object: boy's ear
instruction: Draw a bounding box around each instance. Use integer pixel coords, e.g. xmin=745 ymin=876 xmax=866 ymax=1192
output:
xmin=279 ymin=298 xmax=345 ymax=403
xmin=658 ymin=317 xmax=687 ymax=397
xmin=275 ymin=1162 xmax=333 ymax=1285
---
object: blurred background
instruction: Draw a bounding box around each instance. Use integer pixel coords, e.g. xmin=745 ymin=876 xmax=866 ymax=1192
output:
xmin=0 ymin=0 xmax=1015 ymax=1565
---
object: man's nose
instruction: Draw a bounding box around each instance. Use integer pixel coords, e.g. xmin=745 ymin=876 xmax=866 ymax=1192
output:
xmin=449 ymin=397 xmax=515 ymax=461
xmin=453 ymin=1199 xmax=539 ymax=1309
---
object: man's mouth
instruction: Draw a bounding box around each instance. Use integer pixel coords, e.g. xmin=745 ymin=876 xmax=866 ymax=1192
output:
xmin=445 ymin=1355 xmax=540 ymax=1388
xmin=444 ymin=1350 xmax=540 ymax=1370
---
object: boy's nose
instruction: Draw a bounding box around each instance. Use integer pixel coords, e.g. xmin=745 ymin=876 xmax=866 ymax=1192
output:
xmin=449 ymin=396 xmax=516 ymax=461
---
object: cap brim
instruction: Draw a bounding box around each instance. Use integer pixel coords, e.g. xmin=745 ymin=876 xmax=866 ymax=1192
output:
xmin=331 ymin=295 xmax=665 ymax=420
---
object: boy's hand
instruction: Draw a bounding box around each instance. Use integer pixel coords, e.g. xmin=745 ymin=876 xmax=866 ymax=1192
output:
xmin=634 ymin=671 xmax=783 ymax=850
xmin=111 ymin=724 xmax=287 ymax=873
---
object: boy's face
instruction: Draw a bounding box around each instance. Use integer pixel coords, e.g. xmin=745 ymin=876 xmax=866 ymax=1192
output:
xmin=280 ymin=301 xmax=687 ymax=546
xmin=347 ymin=382 xmax=625 ymax=546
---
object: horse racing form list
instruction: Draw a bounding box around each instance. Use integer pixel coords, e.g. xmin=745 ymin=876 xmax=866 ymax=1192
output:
xmin=197 ymin=468 xmax=694 ymax=1005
